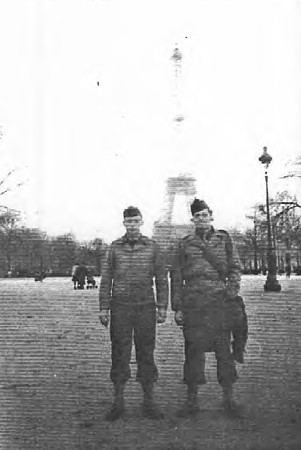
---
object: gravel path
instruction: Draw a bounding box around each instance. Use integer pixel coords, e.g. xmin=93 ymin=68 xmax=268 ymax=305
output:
xmin=1 ymin=275 xmax=301 ymax=449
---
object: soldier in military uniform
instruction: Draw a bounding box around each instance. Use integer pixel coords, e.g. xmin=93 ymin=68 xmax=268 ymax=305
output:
xmin=99 ymin=206 xmax=168 ymax=421
xmin=171 ymin=199 xmax=248 ymax=416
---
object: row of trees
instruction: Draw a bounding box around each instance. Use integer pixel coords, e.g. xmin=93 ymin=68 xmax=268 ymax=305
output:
xmin=0 ymin=210 xmax=107 ymax=277
xmin=1 ymin=190 xmax=301 ymax=278
xmin=1 ymin=151 xmax=301 ymax=277
xmin=231 ymin=191 xmax=301 ymax=274
xmin=0 ymin=163 xmax=108 ymax=277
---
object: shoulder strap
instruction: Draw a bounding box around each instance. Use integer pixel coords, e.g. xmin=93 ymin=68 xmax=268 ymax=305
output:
xmin=200 ymin=242 xmax=228 ymax=281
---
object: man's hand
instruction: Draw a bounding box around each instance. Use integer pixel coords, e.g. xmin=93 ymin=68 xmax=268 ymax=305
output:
xmin=174 ymin=310 xmax=184 ymax=326
xmin=99 ymin=309 xmax=110 ymax=328
xmin=156 ymin=308 xmax=167 ymax=324
xmin=226 ymin=281 xmax=240 ymax=299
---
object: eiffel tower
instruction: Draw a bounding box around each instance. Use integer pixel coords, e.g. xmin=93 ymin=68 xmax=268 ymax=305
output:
xmin=152 ymin=45 xmax=198 ymax=267
xmin=152 ymin=174 xmax=197 ymax=268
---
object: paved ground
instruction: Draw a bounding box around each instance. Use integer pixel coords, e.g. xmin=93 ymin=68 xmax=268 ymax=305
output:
xmin=1 ymin=275 xmax=301 ymax=450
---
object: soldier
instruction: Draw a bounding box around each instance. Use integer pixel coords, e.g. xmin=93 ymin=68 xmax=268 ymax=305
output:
xmin=171 ymin=199 xmax=248 ymax=416
xmin=99 ymin=206 xmax=168 ymax=421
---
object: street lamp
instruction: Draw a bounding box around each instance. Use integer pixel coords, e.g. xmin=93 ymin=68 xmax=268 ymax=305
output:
xmin=258 ymin=147 xmax=281 ymax=292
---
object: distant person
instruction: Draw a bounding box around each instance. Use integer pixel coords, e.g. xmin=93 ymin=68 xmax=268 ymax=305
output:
xmin=34 ymin=269 xmax=47 ymax=282
xmin=171 ymin=199 xmax=248 ymax=417
xmin=71 ymin=263 xmax=80 ymax=289
xmin=72 ymin=263 xmax=86 ymax=289
xmin=86 ymin=270 xmax=98 ymax=289
xmin=99 ymin=206 xmax=168 ymax=421
xmin=285 ymin=264 xmax=291 ymax=279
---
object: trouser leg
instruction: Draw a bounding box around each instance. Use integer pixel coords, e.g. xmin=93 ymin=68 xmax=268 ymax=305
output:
xmin=134 ymin=305 xmax=158 ymax=384
xmin=215 ymin=332 xmax=237 ymax=389
xmin=110 ymin=306 xmax=133 ymax=384
xmin=182 ymin=326 xmax=206 ymax=386
xmin=177 ymin=326 xmax=206 ymax=418
xmin=105 ymin=380 xmax=126 ymax=421
xmin=214 ymin=331 xmax=239 ymax=413
xmin=176 ymin=381 xmax=200 ymax=418
xmin=213 ymin=305 xmax=243 ymax=414
xmin=187 ymin=383 xmax=198 ymax=405
xmin=105 ymin=306 xmax=133 ymax=421
xmin=134 ymin=305 xmax=163 ymax=419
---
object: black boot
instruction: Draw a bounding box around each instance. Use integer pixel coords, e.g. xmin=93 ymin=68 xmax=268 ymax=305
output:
xmin=222 ymin=385 xmax=241 ymax=416
xmin=105 ymin=383 xmax=125 ymax=421
xmin=142 ymin=381 xmax=164 ymax=420
xmin=177 ymin=384 xmax=200 ymax=417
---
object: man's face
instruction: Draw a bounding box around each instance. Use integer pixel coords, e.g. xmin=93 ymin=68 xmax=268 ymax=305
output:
xmin=192 ymin=208 xmax=213 ymax=230
xmin=123 ymin=215 xmax=143 ymax=237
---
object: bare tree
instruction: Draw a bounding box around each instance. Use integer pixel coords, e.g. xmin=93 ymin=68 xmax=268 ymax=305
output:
xmin=0 ymin=210 xmax=23 ymax=274
xmin=0 ymin=168 xmax=25 ymax=200
xmin=281 ymin=156 xmax=301 ymax=179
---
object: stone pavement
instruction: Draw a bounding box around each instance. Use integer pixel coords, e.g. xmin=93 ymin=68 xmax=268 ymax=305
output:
xmin=0 ymin=275 xmax=301 ymax=449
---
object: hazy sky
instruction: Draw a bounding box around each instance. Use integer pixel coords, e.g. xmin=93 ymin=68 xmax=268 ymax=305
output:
xmin=0 ymin=0 xmax=300 ymax=242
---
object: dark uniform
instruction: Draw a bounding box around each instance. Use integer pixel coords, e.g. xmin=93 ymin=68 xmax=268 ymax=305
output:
xmin=99 ymin=234 xmax=168 ymax=385
xmin=171 ymin=227 xmax=247 ymax=388
xmin=72 ymin=264 xmax=87 ymax=289
xmin=86 ymin=271 xmax=97 ymax=288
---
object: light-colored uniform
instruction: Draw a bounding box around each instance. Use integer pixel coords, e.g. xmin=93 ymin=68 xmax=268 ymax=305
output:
xmin=99 ymin=234 xmax=168 ymax=384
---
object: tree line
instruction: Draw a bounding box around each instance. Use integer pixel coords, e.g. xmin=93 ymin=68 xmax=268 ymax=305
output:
xmin=0 ymin=210 xmax=107 ymax=277
xmin=1 ymin=190 xmax=301 ymax=278
xmin=230 ymin=191 xmax=301 ymax=274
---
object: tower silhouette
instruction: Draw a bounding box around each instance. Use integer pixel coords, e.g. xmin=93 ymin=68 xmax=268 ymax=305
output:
xmin=163 ymin=174 xmax=197 ymax=223
xmin=152 ymin=45 xmax=197 ymax=267
xmin=152 ymin=174 xmax=197 ymax=268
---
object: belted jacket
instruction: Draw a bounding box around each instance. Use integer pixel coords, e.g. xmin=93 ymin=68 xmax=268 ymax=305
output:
xmin=171 ymin=227 xmax=242 ymax=312
xmin=99 ymin=234 xmax=168 ymax=310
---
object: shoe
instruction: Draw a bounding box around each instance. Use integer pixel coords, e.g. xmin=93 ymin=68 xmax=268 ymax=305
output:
xmin=142 ymin=400 xmax=164 ymax=420
xmin=176 ymin=402 xmax=200 ymax=418
xmin=105 ymin=401 xmax=125 ymax=421
xmin=222 ymin=398 xmax=242 ymax=417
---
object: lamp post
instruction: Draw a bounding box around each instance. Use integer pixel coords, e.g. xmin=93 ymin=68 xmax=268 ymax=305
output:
xmin=258 ymin=147 xmax=281 ymax=292
xmin=253 ymin=211 xmax=258 ymax=274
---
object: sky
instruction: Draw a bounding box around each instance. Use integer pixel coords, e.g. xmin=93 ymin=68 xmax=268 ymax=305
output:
xmin=0 ymin=0 xmax=301 ymax=243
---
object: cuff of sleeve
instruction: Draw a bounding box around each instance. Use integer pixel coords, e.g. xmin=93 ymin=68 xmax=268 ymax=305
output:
xmin=99 ymin=300 xmax=111 ymax=310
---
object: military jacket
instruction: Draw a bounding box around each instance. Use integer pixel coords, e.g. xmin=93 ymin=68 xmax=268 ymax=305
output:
xmin=99 ymin=234 xmax=168 ymax=310
xmin=171 ymin=227 xmax=242 ymax=312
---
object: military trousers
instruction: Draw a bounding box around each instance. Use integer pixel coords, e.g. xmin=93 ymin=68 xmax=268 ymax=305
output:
xmin=109 ymin=302 xmax=158 ymax=385
xmin=224 ymin=296 xmax=248 ymax=353
xmin=182 ymin=301 xmax=238 ymax=388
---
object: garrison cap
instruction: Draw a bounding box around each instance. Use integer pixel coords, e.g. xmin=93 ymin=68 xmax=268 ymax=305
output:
xmin=123 ymin=206 xmax=142 ymax=219
xmin=190 ymin=198 xmax=212 ymax=216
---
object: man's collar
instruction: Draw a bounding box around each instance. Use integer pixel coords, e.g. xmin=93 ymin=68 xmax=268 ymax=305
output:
xmin=122 ymin=233 xmax=147 ymax=245
xmin=195 ymin=226 xmax=215 ymax=240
